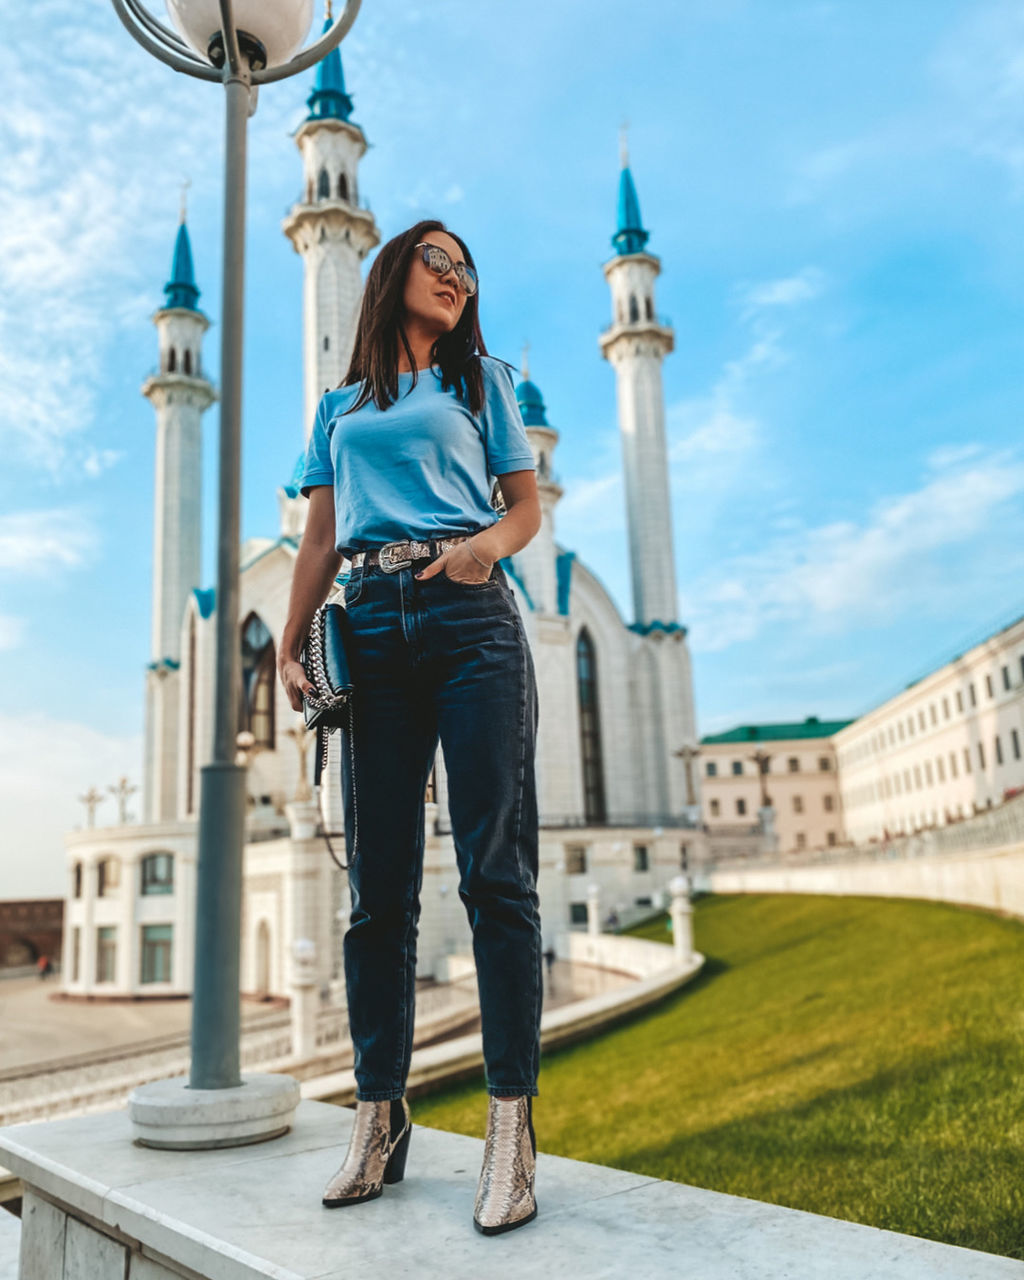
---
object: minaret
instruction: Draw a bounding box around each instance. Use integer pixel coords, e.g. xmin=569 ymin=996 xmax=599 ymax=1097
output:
xmin=598 ymin=133 xmax=678 ymax=627
xmin=513 ymin=344 xmax=563 ymax=615
xmin=282 ymin=4 xmax=380 ymax=444
xmin=141 ymin=197 xmax=216 ymax=823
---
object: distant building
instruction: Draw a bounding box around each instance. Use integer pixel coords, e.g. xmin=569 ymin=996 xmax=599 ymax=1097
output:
xmin=0 ymin=900 xmax=63 ymax=972
xmin=834 ymin=615 xmax=1024 ymax=843
xmin=700 ymin=717 xmax=853 ymax=858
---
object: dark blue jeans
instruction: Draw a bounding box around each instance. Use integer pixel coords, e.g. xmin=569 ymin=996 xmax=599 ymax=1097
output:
xmin=338 ymin=550 xmax=542 ymax=1100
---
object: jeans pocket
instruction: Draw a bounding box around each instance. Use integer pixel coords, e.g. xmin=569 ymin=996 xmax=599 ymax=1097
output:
xmin=344 ymin=568 xmax=364 ymax=606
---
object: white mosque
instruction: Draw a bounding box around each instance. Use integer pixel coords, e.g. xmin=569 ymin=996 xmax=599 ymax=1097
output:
xmin=61 ymin=29 xmax=702 ymax=998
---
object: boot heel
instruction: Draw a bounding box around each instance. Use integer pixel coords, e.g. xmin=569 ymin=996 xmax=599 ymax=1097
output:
xmin=383 ymin=1124 xmax=411 ymax=1184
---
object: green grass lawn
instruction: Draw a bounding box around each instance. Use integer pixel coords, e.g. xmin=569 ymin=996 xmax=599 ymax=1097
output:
xmin=410 ymin=893 xmax=1024 ymax=1260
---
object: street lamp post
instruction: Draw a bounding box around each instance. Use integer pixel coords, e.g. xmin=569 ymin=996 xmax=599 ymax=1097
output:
xmin=114 ymin=0 xmax=361 ymax=1150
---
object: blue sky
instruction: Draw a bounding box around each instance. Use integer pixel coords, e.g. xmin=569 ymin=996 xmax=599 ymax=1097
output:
xmin=3 ymin=0 xmax=1024 ymax=895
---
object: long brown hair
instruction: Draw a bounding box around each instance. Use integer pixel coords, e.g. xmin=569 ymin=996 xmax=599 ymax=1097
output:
xmin=340 ymin=219 xmax=500 ymax=417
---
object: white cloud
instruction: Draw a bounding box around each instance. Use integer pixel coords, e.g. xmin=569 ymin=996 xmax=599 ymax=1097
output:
xmin=0 ymin=508 xmax=100 ymax=572
xmin=681 ymin=445 xmax=1024 ymax=652
xmin=0 ymin=615 xmax=26 ymax=652
xmin=0 ymin=713 xmax=142 ymax=898
xmin=739 ymin=267 xmax=827 ymax=315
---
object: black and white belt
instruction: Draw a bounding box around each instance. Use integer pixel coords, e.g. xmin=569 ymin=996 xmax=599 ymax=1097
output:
xmin=349 ymin=536 xmax=474 ymax=573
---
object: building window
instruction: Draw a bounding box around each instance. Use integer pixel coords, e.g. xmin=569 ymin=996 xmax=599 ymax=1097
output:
xmin=826 ymin=831 xmax=837 ymax=847
xmin=917 ymin=710 xmax=925 ymax=731
xmin=936 ymin=756 xmax=945 ymax=782
xmin=576 ymin=628 xmax=607 ymax=823
xmin=950 ymin=751 xmax=958 ymax=779
xmin=788 ymin=757 xmax=799 ymax=772
xmin=141 ymin=853 xmax=174 ymax=896
xmin=795 ymin=833 xmax=806 ymax=850
xmin=96 ymin=927 xmax=117 ymax=983
xmin=570 ymin=902 xmax=588 ymax=926
xmin=709 ymin=799 xmax=720 ymax=817
xmin=338 ymin=172 xmax=349 ymax=200
xmin=913 ymin=765 xmax=922 ymax=789
xmin=903 ymin=769 xmax=911 ymax=791
xmin=819 ymin=757 xmax=831 ymax=771
xmin=924 ymin=761 xmax=933 ymax=786
xmin=1013 ymin=729 xmax=1021 ymax=761
xmin=985 ymin=674 xmax=994 ymax=698
xmin=907 ymin=717 xmax=915 ymax=737
xmin=977 ymin=742 xmax=986 ymax=769
xmin=140 ymin=925 xmax=173 ymax=984
xmin=929 ymin=704 xmax=937 ymax=725
xmin=240 ymin=613 xmax=276 ymax=749
xmin=645 ymin=297 xmax=654 ymax=320
xmin=736 ymin=798 xmax=747 ymax=816
xmin=963 ymin=747 xmax=971 ymax=774
xmin=1020 ymin=655 xmax=1024 ymax=683
xmin=969 ymin=682 xmax=976 ymax=707
xmin=628 ymin=294 xmax=639 ymax=323
xmin=634 ymin=845 xmax=649 ymax=872
xmin=898 ymin=722 xmax=905 ymax=741
xmin=1002 ymin=665 xmax=1011 ymax=692
xmin=705 ymin=761 xmax=717 ymax=777
xmin=71 ymin=927 xmax=81 ymax=982
xmin=824 ymin=794 xmax=835 ymax=812
xmin=995 ymin=736 xmax=1003 ymax=766
xmin=566 ymin=846 xmax=587 ymax=875
xmin=731 ymin=760 xmax=743 ymax=776
xmin=679 ymin=844 xmax=689 ymax=871
xmin=317 ymin=166 xmax=330 ymax=198
xmin=97 ymin=857 xmax=121 ymax=898
xmin=956 ymin=689 xmax=963 ymax=713
xmin=792 ymin=795 xmax=803 ymax=814
xmin=942 ymin=697 xmax=950 ymax=719
xmin=73 ymin=862 xmax=82 ymax=899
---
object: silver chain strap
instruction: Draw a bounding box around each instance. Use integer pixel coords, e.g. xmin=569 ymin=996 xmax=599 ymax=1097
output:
xmin=303 ymin=602 xmax=357 ymax=871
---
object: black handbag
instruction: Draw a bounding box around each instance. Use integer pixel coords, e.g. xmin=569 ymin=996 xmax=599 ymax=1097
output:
xmin=300 ymin=598 xmax=358 ymax=870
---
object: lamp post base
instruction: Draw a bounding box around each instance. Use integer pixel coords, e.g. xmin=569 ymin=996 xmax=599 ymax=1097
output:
xmin=128 ymin=1073 xmax=300 ymax=1150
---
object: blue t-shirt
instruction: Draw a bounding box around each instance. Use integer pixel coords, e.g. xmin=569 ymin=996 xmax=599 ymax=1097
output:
xmin=299 ymin=355 xmax=537 ymax=555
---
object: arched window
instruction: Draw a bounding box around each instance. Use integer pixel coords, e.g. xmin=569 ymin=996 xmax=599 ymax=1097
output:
xmin=167 ymin=347 xmax=176 ymax=373
xmin=576 ymin=628 xmax=607 ymax=823
xmin=239 ymin=613 xmax=276 ymax=748
xmin=317 ymin=167 xmax=330 ymax=199
xmin=141 ymin=852 xmax=174 ymax=896
xmin=97 ymin=856 xmax=121 ymax=898
xmin=183 ymin=350 xmax=192 ymax=375
xmin=644 ymin=297 xmax=653 ymax=320
xmin=73 ymin=862 xmax=83 ymax=899
xmin=628 ymin=295 xmax=639 ymax=323
xmin=338 ymin=172 xmax=348 ymax=200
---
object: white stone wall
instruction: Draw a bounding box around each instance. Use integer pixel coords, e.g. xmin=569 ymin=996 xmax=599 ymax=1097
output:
xmin=835 ymin=617 xmax=1024 ymax=842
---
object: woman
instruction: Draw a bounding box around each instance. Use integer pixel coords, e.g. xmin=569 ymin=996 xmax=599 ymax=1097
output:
xmin=278 ymin=219 xmax=543 ymax=1236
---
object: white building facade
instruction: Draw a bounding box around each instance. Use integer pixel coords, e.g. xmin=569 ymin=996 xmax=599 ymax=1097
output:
xmin=834 ymin=616 xmax=1024 ymax=844
xmin=62 ymin=47 xmax=701 ymax=999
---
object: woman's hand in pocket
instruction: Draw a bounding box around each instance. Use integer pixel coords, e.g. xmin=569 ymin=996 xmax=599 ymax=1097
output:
xmin=415 ymin=539 xmax=493 ymax=585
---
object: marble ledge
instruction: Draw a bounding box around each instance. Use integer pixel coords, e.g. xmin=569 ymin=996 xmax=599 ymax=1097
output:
xmin=0 ymin=1101 xmax=1020 ymax=1280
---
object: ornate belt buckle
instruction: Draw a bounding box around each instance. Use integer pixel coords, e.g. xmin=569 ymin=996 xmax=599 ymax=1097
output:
xmin=378 ymin=541 xmax=413 ymax=573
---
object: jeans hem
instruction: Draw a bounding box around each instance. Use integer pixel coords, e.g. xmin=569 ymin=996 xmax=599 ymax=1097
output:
xmin=487 ymin=1086 xmax=539 ymax=1098
xmin=355 ymin=1088 xmax=406 ymax=1101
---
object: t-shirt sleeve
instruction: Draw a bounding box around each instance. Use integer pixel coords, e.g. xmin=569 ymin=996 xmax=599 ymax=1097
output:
xmin=298 ymin=396 xmax=335 ymax=498
xmin=480 ymin=358 xmax=537 ymax=477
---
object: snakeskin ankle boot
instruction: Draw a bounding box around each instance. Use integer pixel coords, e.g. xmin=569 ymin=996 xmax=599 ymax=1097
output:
xmin=473 ymin=1094 xmax=538 ymax=1235
xmin=322 ymin=1096 xmax=412 ymax=1208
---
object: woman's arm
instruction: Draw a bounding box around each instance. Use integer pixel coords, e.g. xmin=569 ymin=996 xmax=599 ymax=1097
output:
xmin=279 ymin=485 xmax=343 ymax=710
xmin=470 ymin=470 xmax=542 ymax=562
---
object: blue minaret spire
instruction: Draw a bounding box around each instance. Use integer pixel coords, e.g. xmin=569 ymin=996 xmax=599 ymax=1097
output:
xmin=306 ymin=2 xmax=354 ymax=122
xmin=612 ymin=126 xmax=650 ymax=256
xmin=164 ymin=181 xmax=200 ymax=311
